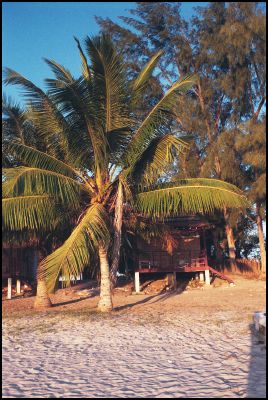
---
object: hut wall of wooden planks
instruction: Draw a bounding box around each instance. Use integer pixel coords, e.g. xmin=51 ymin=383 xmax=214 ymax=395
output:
xmin=2 ymin=247 xmax=39 ymax=283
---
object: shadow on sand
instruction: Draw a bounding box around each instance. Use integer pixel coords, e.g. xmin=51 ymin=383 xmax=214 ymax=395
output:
xmin=114 ymin=278 xmax=190 ymax=311
xmin=247 ymin=322 xmax=266 ymax=398
xmin=52 ymin=296 xmax=94 ymax=307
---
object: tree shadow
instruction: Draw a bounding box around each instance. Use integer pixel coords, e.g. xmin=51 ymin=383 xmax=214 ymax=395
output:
xmin=140 ymin=280 xmax=155 ymax=291
xmin=113 ymin=277 xmax=192 ymax=311
xmin=150 ymin=278 xmax=190 ymax=304
xmin=52 ymin=295 xmax=94 ymax=307
xmin=247 ymin=322 xmax=266 ymax=398
xmin=113 ymin=294 xmax=162 ymax=312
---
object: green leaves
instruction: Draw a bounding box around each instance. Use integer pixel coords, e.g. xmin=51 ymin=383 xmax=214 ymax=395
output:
xmin=40 ymin=203 xmax=110 ymax=292
xmin=3 ymin=68 xmax=46 ymax=106
xmin=74 ymin=36 xmax=91 ymax=80
xmin=136 ymin=178 xmax=249 ymax=218
xmin=3 ymin=68 xmax=71 ymax=158
xmin=125 ymin=74 xmax=197 ymax=165
xmin=129 ymin=134 xmax=189 ymax=186
xmin=132 ymin=50 xmax=163 ymax=104
xmin=2 ymin=195 xmax=57 ymax=232
xmin=7 ymin=143 xmax=81 ymax=180
xmin=3 ymin=167 xmax=84 ymax=207
xmin=85 ymin=33 xmax=130 ymax=132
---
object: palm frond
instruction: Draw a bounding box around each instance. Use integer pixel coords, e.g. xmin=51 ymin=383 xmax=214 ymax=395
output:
xmin=3 ymin=68 xmax=46 ymax=105
xmin=125 ymin=74 xmax=197 ymax=165
xmin=2 ymin=195 xmax=57 ymax=231
xmin=74 ymin=36 xmax=91 ymax=79
xmin=85 ymin=34 xmax=130 ymax=133
xmin=136 ymin=178 xmax=249 ymax=218
xmin=129 ymin=134 xmax=189 ymax=186
xmin=6 ymin=142 xmax=91 ymax=189
xmin=45 ymin=60 xmax=108 ymax=177
xmin=2 ymin=94 xmax=27 ymax=145
xmin=44 ymin=60 xmax=90 ymax=117
xmin=132 ymin=50 xmax=163 ymax=103
xmin=3 ymin=167 xmax=86 ymax=206
xmin=3 ymin=69 xmax=70 ymax=157
xmin=44 ymin=59 xmax=75 ymax=83
xmin=27 ymin=105 xmax=70 ymax=160
xmin=40 ymin=203 xmax=110 ymax=292
xmin=107 ymin=127 xmax=132 ymax=162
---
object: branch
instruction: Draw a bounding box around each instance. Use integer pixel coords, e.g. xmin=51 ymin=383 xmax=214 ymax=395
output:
xmin=253 ymin=96 xmax=266 ymax=120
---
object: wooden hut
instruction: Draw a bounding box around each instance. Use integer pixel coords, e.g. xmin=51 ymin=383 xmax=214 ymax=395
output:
xmin=134 ymin=216 xmax=233 ymax=292
xmin=2 ymin=245 xmax=39 ymax=283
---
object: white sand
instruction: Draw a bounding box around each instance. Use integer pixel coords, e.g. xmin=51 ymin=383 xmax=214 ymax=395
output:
xmin=2 ymin=309 xmax=266 ymax=398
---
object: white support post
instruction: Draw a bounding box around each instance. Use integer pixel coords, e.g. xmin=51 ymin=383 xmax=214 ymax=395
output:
xmin=195 ymin=273 xmax=199 ymax=280
xmin=16 ymin=279 xmax=21 ymax=294
xmin=204 ymin=269 xmax=210 ymax=285
xmin=7 ymin=278 xmax=12 ymax=299
xmin=135 ymin=271 xmax=140 ymax=293
xmin=199 ymin=272 xmax=204 ymax=282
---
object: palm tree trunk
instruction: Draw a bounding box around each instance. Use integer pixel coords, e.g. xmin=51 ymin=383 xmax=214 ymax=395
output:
xmin=98 ymin=245 xmax=113 ymax=312
xmin=110 ymin=183 xmax=123 ymax=288
xmin=256 ymin=204 xmax=266 ymax=274
xmin=34 ymin=260 xmax=52 ymax=309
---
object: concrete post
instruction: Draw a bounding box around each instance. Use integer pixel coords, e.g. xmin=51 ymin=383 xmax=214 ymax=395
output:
xmin=135 ymin=271 xmax=140 ymax=293
xmin=16 ymin=279 xmax=21 ymax=294
xmin=199 ymin=272 xmax=204 ymax=282
xmin=7 ymin=278 xmax=12 ymax=299
xmin=204 ymin=269 xmax=210 ymax=285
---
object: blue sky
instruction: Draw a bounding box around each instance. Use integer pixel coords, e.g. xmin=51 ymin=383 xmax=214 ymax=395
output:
xmin=3 ymin=2 xmax=206 ymax=102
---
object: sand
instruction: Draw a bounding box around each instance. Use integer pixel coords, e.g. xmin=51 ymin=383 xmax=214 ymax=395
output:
xmin=2 ymin=276 xmax=266 ymax=398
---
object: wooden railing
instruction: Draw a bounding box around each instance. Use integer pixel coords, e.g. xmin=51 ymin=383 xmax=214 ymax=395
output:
xmin=137 ymin=250 xmax=208 ymax=272
xmin=208 ymin=258 xmax=262 ymax=277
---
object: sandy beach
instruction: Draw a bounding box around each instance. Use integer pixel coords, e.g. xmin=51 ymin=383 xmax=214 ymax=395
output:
xmin=2 ymin=276 xmax=266 ymax=398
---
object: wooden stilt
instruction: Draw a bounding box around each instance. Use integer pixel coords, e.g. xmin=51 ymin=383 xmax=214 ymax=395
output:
xmin=167 ymin=272 xmax=177 ymax=289
xmin=173 ymin=272 xmax=177 ymax=289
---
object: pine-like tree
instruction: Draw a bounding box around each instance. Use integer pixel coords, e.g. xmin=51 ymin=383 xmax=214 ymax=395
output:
xmin=97 ymin=2 xmax=266 ymax=265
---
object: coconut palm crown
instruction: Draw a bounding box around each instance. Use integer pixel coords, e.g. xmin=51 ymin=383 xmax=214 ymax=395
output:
xmin=2 ymin=34 xmax=248 ymax=311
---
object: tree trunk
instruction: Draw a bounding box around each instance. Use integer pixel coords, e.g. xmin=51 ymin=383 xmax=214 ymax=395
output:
xmin=212 ymin=230 xmax=224 ymax=262
xmin=223 ymin=208 xmax=237 ymax=269
xmin=225 ymin=221 xmax=237 ymax=270
xmin=256 ymin=205 xmax=266 ymax=274
xmin=34 ymin=260 xmax=52 ymax=309
xmin=110 ymin=183 xmax=124 ymax=288
xmin=98 ymin=245 xmax=113 ymax=312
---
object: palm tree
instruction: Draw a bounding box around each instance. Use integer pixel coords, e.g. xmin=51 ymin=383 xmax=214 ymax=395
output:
xmin=2 ymin=34 xmax=248 ymax=312
xmin=2 ymin=96 xmax=78 ymax=309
